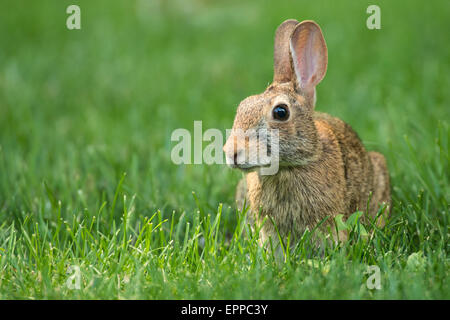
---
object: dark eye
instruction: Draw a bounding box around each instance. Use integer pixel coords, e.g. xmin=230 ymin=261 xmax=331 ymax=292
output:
xmin=272 ymin=104 xmax=289 ymax=121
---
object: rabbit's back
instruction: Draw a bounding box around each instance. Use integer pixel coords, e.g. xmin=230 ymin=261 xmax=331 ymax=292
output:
xmin=313 ymin=111 xmax=389 ymax=219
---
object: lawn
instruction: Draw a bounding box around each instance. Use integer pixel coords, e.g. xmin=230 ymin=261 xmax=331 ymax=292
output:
xmin=0 ymin=0 xmax=448 ymax=299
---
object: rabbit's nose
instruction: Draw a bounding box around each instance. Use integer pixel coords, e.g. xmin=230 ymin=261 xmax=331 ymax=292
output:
xmin=228 ymin=150 xmax=240 ymax=165
xmin=233 ymin=152 xmax=238 ymax=165
xmin=224 ymin=133 xmax=246 ymax=168
xmin=226 ymin=149 xmax=242 ymax=167
xmin=224 ymin=139 xmax=241 ymax=168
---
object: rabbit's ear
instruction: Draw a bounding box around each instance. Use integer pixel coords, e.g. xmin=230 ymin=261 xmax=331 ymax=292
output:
xmin=273 ymin=19 xmax=299 ymax=83
xmin=289 ymin=20 xmax=328 ymax=100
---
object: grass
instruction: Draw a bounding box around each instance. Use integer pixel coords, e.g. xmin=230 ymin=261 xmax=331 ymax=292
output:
xmin=0 ymin=0 xmax=448 ymax=299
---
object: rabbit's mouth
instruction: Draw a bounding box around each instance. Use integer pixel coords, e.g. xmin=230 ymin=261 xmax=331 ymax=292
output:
xmin=228 ymin=162 xmax=256 ymax=171
xmin=231 ymin=162 xmax=275 ymax=172
xmin=227 ymin=161 xmax=258 ymax=171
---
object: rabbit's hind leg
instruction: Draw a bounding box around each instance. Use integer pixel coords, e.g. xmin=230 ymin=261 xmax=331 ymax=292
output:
xmin=368 ymin=151 xmax=391 ymax=227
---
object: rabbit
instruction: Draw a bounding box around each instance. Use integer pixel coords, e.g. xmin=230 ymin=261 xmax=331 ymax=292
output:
xmin=223 ymin=19 xmax=391 ymax=245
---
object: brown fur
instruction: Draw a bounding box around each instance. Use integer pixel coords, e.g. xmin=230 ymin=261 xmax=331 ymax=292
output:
xmin=224 ymin=20 xmax=391 ymax=245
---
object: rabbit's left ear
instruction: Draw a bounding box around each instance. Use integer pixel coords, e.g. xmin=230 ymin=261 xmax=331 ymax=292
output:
xmin=289 ymin=21 xmax=328 ymax=101
xmin=273 ymin=19 xmax=299 ymax=83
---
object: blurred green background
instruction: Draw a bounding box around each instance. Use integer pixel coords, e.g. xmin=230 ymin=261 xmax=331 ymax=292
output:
xmin=0 ymin=0 xmax=448 ymax=299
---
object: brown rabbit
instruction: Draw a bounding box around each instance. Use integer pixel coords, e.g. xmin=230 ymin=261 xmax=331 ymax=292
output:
xmin=223 ymin=19 xmax=391 ymax=244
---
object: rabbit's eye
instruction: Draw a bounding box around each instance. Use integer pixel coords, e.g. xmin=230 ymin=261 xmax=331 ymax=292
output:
xmin=272 ymin=104 xmax=289 ymax=121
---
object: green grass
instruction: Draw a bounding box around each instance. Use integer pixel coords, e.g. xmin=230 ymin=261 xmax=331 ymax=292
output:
xmin=0 ymin=0 xmax=448 ymax=299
